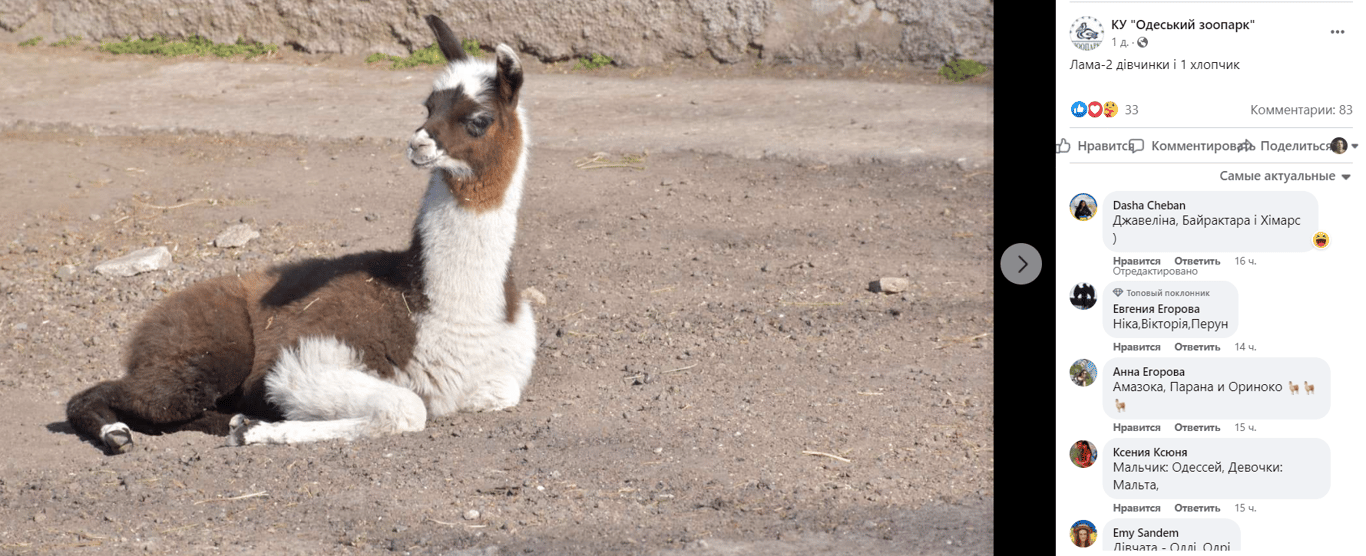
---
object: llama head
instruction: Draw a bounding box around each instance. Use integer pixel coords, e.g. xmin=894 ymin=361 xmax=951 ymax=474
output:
xmin=408 ymin=15 xmax=526 ymax=211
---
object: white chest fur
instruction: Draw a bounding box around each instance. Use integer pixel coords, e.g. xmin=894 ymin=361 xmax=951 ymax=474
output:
xmin=398 ymin=165 xmax=536 ymax=415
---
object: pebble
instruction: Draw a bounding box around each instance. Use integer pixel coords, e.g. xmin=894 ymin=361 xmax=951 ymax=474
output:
xmin=872 ymin=277 xmax=911 ymax=294
xmin=464 ymin=509 xmax=480 ymax=520
xmin=55 ymin=265 xmax=77 ymax=281
xmin=95 ymin=246 xmax=172 ymax=277
xmin=214 ymin=224 xmax=260 ymax=248
xmin=521 ymin=286 xmax=548 ymax=305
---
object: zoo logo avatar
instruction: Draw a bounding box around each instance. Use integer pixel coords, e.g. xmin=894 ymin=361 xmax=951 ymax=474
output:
xmin=1070 ymin=17 xmax=1104 ymax=51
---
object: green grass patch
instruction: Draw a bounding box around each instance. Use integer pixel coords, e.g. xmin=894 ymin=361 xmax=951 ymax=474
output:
xmin=574 ymin=53 xmax=612 ymax=70
xmin=367 ymin=40 xmax=483 ymax=69
xmin=49 ymin=36 xmax=81 ymax=47
xmin=99 ymin=35 xmax=277 ymax=58
xmin=461 ymin=39 xmax=481 ymax=58
xmin=18 ymin=36 xmax=42 ymax=47
xmin=938 ymin=59 xmax=987 ymax=82
xmin=368 ymin=43 xmax=443 ymax=69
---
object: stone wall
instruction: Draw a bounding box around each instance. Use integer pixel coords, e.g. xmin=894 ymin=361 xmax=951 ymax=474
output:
xmin=1 ymin=0 xmax=992 ymax=67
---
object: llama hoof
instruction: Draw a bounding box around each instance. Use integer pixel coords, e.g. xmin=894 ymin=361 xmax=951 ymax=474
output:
xmin=100 ymin=423 xmax=133 ymax=454
xmin=226 ymin=414 xmax=258 ymax=447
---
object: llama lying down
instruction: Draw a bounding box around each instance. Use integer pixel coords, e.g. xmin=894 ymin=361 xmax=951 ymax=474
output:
xmin=66 ymin=15 xmax=536 ymax=453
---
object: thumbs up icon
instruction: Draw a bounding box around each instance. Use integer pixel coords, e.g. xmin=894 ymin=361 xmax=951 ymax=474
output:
xmin=1057 ymin=138 xmax=1071 ymax=154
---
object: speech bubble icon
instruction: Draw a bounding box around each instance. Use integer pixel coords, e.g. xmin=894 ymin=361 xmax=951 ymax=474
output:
xmin=1129 ymin=138 xmax=1144 ymax=153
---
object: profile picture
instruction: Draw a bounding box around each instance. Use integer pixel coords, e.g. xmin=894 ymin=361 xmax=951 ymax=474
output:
xmin=1071 ymin=520 xmax=1098 ymax=547
xmin=1070 ymin=193 xmax=1098 ymax=221
xmin=1331 ymin=137 xmax=1348 ymax=154
xmin=1070 ymin=440 xmax=1098 ymax=468
xmin=1069 ymin=282 xmax=1097 ymax=310
xmin=1070 ymin=359 xmax=1098 ymax=387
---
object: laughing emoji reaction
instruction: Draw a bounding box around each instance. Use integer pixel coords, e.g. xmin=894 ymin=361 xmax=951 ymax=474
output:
xmin=1313 ymin=232 xmax=1329 ymax=249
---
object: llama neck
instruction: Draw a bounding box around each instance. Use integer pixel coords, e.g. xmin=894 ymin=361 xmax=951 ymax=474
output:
xmin=413 ymin=163 xmax=524 ymax=321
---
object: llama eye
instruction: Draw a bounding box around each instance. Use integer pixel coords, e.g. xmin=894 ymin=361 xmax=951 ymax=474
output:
xmin=465 ymin=115 xmax=492 ymax=137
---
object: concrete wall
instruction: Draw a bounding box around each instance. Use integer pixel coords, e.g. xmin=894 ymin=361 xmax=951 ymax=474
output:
xmin=1 ymin=0 xmax=992 ymax=67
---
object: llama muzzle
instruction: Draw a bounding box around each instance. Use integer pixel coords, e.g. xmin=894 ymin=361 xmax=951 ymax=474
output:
xmin=407 ymin=129 xmax=441 ymax=168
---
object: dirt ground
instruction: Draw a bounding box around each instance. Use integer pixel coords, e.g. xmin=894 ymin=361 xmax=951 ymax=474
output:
xmin=0 ymin=48 xmax=993 ymax=555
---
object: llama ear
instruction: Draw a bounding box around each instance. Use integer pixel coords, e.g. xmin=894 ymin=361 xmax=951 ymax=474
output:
xmin=494 ymin=44 xmax=523 ymax=108
xmin=425 ymin=15 xmax=467 ymax=63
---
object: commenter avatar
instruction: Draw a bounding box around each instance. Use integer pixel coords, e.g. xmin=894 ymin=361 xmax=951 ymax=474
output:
xmin=1070 ymin=193 xmax=1098 ymax=221
xmin=1071 ymin=520 xmax=1098 ymax=547
xmin=1070 ymin=440 xmax=1098 ymax=468
xmin=1070 ymin=359 xmax=1098 ymax=387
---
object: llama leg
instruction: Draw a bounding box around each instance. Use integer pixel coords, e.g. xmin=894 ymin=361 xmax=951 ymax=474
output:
xmin=173 ymin=410 xmax=236 ymax=436
xmin=67 ymin=361 xmax=235 ymax=452
xmin=463 ymin=305 xmax=537 ymax=411
xmin=228 ymin=337 xmax=427 ymax=446
xmin=66 ymin=381 xmax=134 ymax=453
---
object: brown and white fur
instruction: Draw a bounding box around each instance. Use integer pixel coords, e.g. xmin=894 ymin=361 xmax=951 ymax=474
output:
xmin=1289 ymin=381 xmax=1299 ymax=395
xmin=1115 ymin=399 xmax=1125 ymax=413
xmin=1304 ymin=381 xmax=1314 ymax=395
xmin=65 ymin=15 xmax=535 ymax=453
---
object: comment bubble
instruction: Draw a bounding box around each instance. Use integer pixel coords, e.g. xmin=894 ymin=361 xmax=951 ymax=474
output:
xmin=1105 ymin=358 xmax=1328 ymax=420
xmin=1105 ymin=519 xmax=1241 ymax=552
xmin=1103 ymin=191 xmax=1318 ymax=252
xmin=1103 ymin=438 xmax=1329 ymax=499
xmin=1104 ymin=281 xmax=1237 ymax=338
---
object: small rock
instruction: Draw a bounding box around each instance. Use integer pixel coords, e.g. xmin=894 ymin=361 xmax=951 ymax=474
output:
xmin=446 ymin=546 xmax=500 ymax=556
xmin=214 ymin=224 xmax=259 ymax=248
xmin=55 ymin=265 xmax=77 ymax=281
xmin=871 ymin=277 xmax=911 ymax=294
xmin=88 ymin=214 xmax=101 ymax=221
xmin=464 ymin=509 xmax=480 ymax=520
xmin=13 ymin=322 xmax=27 ymax=331
xmin=364 ymin=213 xmax=378 ymax=222
xmin=521 ymin=286 xmax=548 ymax=305
xmin=95 ymin=247 xmax=172 ymax=277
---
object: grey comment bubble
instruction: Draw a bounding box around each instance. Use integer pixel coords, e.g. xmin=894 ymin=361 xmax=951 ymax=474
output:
xmin=1105 ymin=282 xmax=1238 ymax=338
xmin=1103 ymin=191 xmax=1318 ymax=252
xmin=1105 ymin=358 xmax=1328 ymax=420
xmin=1104 ymin=438 xmax=1329 ymax=499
